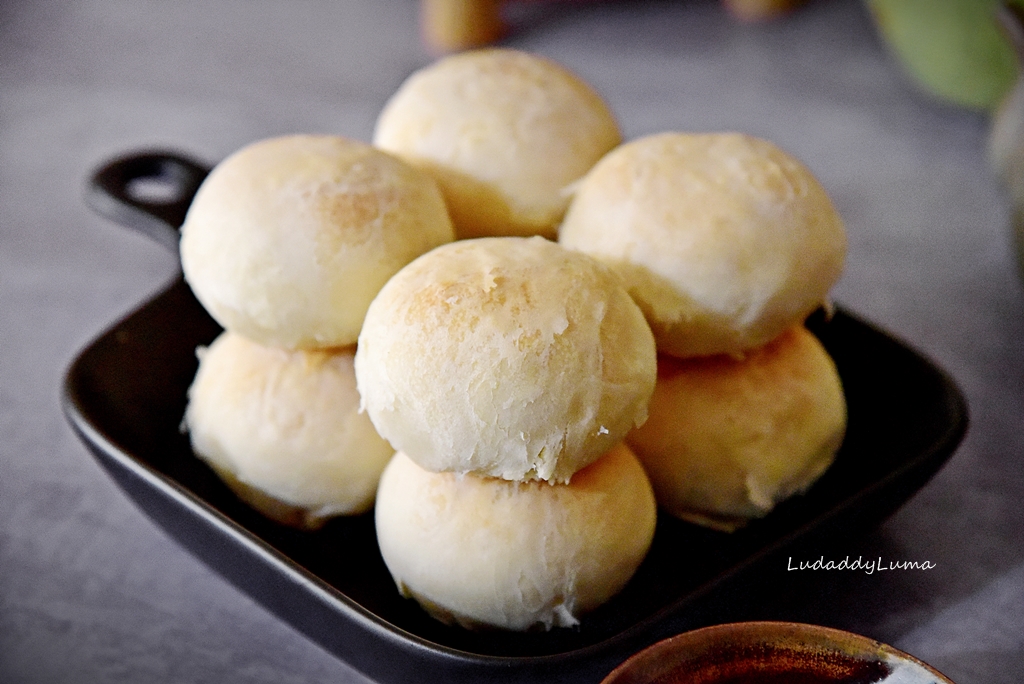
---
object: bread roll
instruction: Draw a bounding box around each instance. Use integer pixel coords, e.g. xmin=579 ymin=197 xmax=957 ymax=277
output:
xmin=184 ymin=332 xmax=395 ymax=529
xmin=373 ymin=48 xmax=621 ymax=240
xmin=559 ymin=132 xmax=846 ymax=358
xmin=374 ymin=444 xmax=657 ymax=631
xmin=180 ymin=134 xmax=454 ymax=350
xmin=355 ymin=236 xmax=657 ymax=483
xmin=626 ymin=325 xmax=846 ymax=532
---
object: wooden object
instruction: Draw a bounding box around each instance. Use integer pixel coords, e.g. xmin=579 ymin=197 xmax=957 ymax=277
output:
xmin=421 ymin=0 xmax=506 ymax=54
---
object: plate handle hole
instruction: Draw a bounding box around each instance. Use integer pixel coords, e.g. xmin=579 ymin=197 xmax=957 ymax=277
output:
xmin=125 ymin=174 xmax=185 ymax=205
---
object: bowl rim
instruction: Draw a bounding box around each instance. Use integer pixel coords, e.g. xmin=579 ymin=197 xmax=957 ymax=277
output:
xmin=599 ymin=620 xmax=955 ymax=684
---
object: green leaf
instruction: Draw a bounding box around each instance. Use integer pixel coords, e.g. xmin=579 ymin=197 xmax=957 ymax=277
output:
xmin=867 ymin=0 xmax=1019 ymax=110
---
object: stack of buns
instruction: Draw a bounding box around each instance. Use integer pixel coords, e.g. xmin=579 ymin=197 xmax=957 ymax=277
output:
xmin=357 ymin=236 xmax=659 ymax=630
xmin=180 ymin=134 xmax=455 ymax=529
xmin=559 ymin=131 xmax=848 ymax=531
xmin=355 ymin=51 xmax=667 ymax=631
xmin=177 ymin=46 xmax=851 ymax=630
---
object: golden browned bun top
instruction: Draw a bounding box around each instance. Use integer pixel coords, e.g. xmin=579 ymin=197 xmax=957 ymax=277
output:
xmin=180 ymin=134 xmax=454 ymax=350
xmin=559 ymin=132 xmax=847 ymax=358
xmin=373 ymin=48 xmax=621 ymax=240
xmin=355 ymin=236 xmax=657 ymax=483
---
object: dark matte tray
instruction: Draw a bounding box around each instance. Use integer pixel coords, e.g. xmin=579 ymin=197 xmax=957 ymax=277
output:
xmin=63 ymin=151 xmax=969 ymax=684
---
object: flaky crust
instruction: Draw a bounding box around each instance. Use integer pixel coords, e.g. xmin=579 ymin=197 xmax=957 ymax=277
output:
xmin=373 ymin=48 xmax=621 ymax=240
xmin=559 ymin=132 xmax=846 ymax=358
xmin=180 ymin=134 xmax=454 ymax=349
xmin=374 ymin=444 xmax=656 ymax=631
xmin=184 ymin=332 xmax=395 ymax=528
xmin=625 ymin=325 xmax=846 ymax=531
xmin=355 ymin=236 xmax=657 ymax=483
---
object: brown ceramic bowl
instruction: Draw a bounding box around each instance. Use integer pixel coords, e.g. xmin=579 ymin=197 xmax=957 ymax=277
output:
xmin=600 ymin=621 xmax=954 ymax=684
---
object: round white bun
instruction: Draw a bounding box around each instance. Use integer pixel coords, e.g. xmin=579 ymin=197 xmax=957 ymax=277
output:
xmin=373 ymin=48 xmax=621 ymax=240
xmin=184 ymin=331 xmax=395 ymax=529
xmin=625 ymin=325 xmax=846 ymax=532
xmin=559 ymin=132 xmax=847 ymax=358
xmin=180 ymin=134 xmax=454 ymax=350
xmin=355 ymin=236 xmax=657 ymax=484
xmin=374 ymin=443 xmax=657 ymax=631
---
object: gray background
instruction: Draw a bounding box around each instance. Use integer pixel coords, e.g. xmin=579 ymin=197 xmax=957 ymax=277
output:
xmin=2 ymin=0 xmax=1022 ymax=682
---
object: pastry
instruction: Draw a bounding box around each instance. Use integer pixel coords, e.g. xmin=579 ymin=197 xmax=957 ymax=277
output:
xmin=373 ymin=48 xmax=621 ymax=239
xmin=355 ymin=236 xmax=657 ymax=483
xmin=625 ymin=325 xmax=846 ymax=531
xmin=374 ymin=443 xmax=657 ymax=631
xmin=184 ymin=331 xmax=395 ymax=529
xmin=559 ymin=132 xmax=846 ymax=358
xmin=180 ymin=134 xmax=454 ymax=349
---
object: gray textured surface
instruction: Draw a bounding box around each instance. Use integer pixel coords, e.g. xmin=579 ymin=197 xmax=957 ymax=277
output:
xmin=2 ymin=0 xmax=1023 ymax=682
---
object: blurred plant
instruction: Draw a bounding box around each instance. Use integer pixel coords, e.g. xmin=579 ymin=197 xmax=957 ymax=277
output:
xmin=988 ymin=4 xmax=1024 ymax=279
xmin=865 ymin=0 xmax=1024 ymax=279
xmin=866 ymin=0 xmax=1023 ymax=111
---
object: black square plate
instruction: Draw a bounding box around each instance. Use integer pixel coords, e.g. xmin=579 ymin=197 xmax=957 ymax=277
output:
xmin=62 ymin=152 xmax=969 ymax=684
